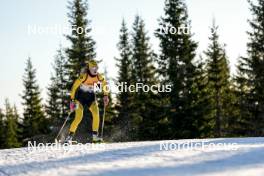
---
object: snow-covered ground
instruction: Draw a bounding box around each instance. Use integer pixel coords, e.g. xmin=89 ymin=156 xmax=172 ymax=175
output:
xmin=0 ymin=137 xmax=264 ymax=176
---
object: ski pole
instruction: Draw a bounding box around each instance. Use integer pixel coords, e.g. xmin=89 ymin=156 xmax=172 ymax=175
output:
xmin=101 ymin=105 xmax=106 ymax=138
xmin=55 ymin=111 xmax=72 ymax=142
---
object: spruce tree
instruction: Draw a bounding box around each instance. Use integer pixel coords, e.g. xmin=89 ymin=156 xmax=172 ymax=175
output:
xmin=115 ymin=20 xmax=134 ymax=141
xmin=46 ymin=47 xmax=68 ymax=125
xmin=192 ymin=58 xmax=214 ymax=137
xmin=0 ymin=108 xmax=5 ymax=148
xmin=4 ymin=99 xmax=21 ymax=148
xmin=204 ymin=21 xmax=232 ymax=137
xmin=65 ymin=0 xmax=96 ymax=86
xmin=233 ymin=58 xmax=253 ymax=135
xmin=21 ymin=58 xmax=48 ymax=140
xmin=46 ymin=75 xmax=60 ymax=121
xmin=13 ymin=105 xmax=23 ymax=143
xmin=155 ymin=0 xmax=199 ymax=138
xmin=235 ymin=0 xmax=264 ymax=136
xmin=131 ymin=15 xmax=158 ymax=140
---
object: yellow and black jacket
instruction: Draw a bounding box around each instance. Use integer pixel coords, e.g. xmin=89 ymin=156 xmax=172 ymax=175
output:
xmin=70 ymin=73 xmax=109 ymax=101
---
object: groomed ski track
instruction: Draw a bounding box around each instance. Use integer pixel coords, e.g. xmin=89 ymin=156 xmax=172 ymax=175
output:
xmin=0 ymin=137 xmax=264 ymax=176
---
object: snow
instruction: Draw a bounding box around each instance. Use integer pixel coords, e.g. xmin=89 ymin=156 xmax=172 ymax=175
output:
xmin=0 ymin=137 xmax=264 ymax=176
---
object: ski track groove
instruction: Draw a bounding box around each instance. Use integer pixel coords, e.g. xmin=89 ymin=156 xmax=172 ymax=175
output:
xmin=0 ymin=169 xmax=9 ymax=176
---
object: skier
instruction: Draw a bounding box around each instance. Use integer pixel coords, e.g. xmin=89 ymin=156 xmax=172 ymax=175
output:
xmin=65 ymin=60 xmax=109 ymax=143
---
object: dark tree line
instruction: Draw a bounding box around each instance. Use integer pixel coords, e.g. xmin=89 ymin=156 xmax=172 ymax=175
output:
xmin=1 ymin=0 xmax=264 ymax=148
xmin=0 ymin=100 xmax=21 ymax=149
xmin=114 ymin=0 xmax=264 ymax=140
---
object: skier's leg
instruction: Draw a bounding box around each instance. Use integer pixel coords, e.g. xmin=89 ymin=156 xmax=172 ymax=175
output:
xmin=89 ymin=101 xmax=100 ymax=132
xmin=65 ymin=101 xmax=84 ymax=143
xmin=89 ymin=101 xmax=101 ymax=142
xmin=69 ymin=101 xmax=84 ymax=133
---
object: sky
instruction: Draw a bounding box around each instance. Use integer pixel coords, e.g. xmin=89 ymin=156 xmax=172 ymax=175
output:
xmin=0 ymin=0 xmax=251 ymax=114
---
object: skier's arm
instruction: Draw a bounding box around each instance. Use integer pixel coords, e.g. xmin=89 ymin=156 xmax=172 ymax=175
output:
xmin=99 ymin=74 xmax=110 ymax=106
xmin=98 ymin=74 xmax=109 ymax=96
xmin=70 ymin=74 xmax=86 ymax=100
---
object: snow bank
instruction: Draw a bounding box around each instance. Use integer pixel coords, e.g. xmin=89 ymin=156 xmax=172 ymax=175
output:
xmin=0 ymin=137 xmax=264 ymax=176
